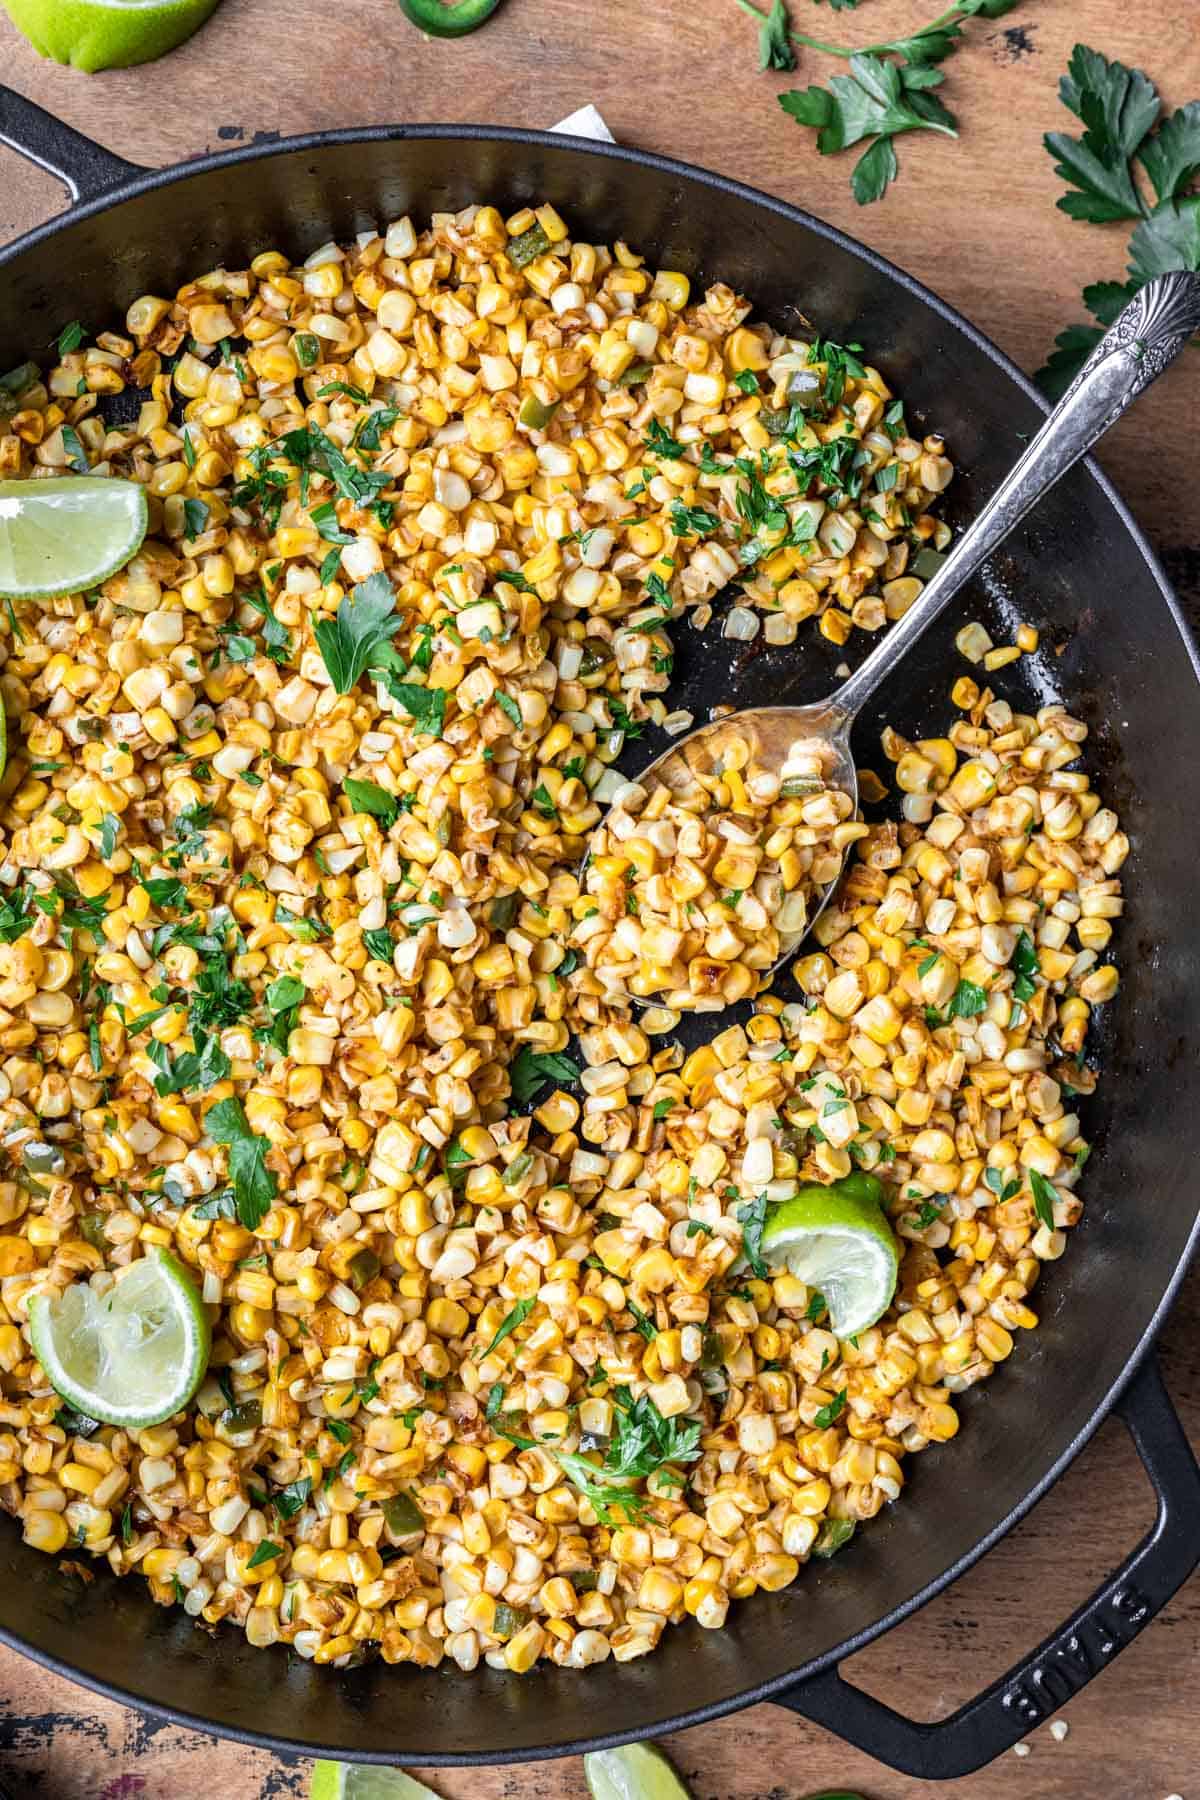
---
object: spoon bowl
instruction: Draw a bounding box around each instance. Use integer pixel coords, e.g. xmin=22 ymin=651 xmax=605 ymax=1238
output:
xmin=632 ymin=698 xmax=857 ymax=978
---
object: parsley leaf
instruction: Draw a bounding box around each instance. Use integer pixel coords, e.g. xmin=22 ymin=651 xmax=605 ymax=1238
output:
xmin=509 ymin=1046 xmax=580 ymax=1107
xmin=271 ymin=1477 xmax=312 ymax=1521
xmin=643 ymin=418 xmax=687 ymax=460
xmin=147 ymin=1032 xmax=231 ymax=1096
xmin=1029 ymin=1168 xmax=1059 ymax=1233
xmin=1011 ymin=929 xmax=1039 ymax=1003
xmin=605 ymin=1385 xmax=702 ymax=1480
xmin=736 ymin=1194 xmax=770 ymax=1280
xmin=814 ymin=1386 xmax=848 ymax=1428
xmin=553 ymin=1452 xmax=649 ymax=1525
xmin=1036 ymin=47 xmax=1200 ymax=398
xmin=246 ymin=1540 xmax=283 ymax=1570
xmin=387 ymin=682 xmax=446 ymax=739
xmin=626 ymin=1300 xmax=658 ymax=1343
xmin=313 ymin=572 xmax=402 ymax=693
xmin=669 ymin=500 xmax=722 ymax=537
xmin=947 ymin=978 xmax=988 ymax=1019
xmin=1046 ymin=45 xmax=1159 ymax=224
xmin=207 ymin=1095 xmax=277 ymax=1231
xmin=758 ymin=0 xmax=797 ymax=72
xmin=344 ymin=777 xmax=399 ymax=828
xmin=0 ymin=886 xmax=35 ymax=944
xmin=479 ymin=1297 xmax=535 ymax=1360
xmin=779 ymin=53 xmax=957 ymax=206
xmin=60 ymin=424 xmax=90 ymax=472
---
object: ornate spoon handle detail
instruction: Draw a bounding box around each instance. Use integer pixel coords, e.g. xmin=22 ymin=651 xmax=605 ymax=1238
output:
xmin=833 ymin=270 xmax=1200 ymax=721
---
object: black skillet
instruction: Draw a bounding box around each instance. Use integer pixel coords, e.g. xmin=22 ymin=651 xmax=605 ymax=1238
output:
xmin=0 ymin=89 xmax=1198 ymax=1781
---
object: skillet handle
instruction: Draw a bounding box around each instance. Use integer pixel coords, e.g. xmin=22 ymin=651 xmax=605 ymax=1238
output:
xmin=773 ymin=1353 xmax=1200 ymax=1779
xmin=0 ymin=86 xmax=143 ymax=204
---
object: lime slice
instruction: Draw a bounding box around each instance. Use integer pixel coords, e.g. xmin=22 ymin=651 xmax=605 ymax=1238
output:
xmin=761 ymin=1175 xmax=900 ymax=1338
xmin=309 ymin=1766 xmax=441 ymax=1800
xmin=585 ymin=1745 xmax=691 ymax=1800
xmin=0 ymin=477 xmax=148 ymax=599
xmin=28 ymin=1248 xmax=210 ymax=1430
xmin=1 ymin=0 xmax=222 ymax=70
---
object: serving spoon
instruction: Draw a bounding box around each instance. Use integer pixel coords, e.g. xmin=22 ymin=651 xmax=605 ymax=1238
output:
xmin=595 ymin=269 xmax=1200 ymax=1004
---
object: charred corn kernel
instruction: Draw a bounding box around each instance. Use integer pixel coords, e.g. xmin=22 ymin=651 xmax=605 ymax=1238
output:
xmin=637 ymin=1568 xmax=684 ymax=1612
xmin=24 ymin=1510 xmax=69 ymax=1554
xmin=427 ymin=1298 xmax=469 ymax=1337
xmin=503 ymin=1621 xmax=546 ymax=1672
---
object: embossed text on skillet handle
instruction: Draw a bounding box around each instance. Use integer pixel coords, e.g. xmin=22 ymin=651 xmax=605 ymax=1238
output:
xmin=770 ymin=1353 xmax=1200 ymax=1779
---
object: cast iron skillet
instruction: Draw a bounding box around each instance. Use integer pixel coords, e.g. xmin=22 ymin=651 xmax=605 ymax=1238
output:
xmin=0 ymin=90 xmax=1198 ymax=1783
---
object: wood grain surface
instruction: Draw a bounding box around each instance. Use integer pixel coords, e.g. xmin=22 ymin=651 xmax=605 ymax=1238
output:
xmin=0 ymin=1 xmax=1198 ymax=1795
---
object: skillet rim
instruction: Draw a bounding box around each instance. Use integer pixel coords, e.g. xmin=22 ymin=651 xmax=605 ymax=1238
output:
xmin=0 ymin=119 xmax=1197 ymax=1765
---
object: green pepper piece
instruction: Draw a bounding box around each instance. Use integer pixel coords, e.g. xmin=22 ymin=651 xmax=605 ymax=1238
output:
xmin=79 ymin=1211 xmax=108 ymax=1251
xmin=700 ymin=1326 xmax=725 ymax=1370
xmin=347 ymin=1247 xmax=380 ymax=1292
xmin=55 ymin=1404 xmax=100 ymax=1437
xmin=490 ymin=892 xmax=519 ymax=930
xmin=759 ymin=406 xmax=797 ymax=437
xmin=566 ymin=1569 xmax=598 ymax=1591
xmin=614 ymin=362 xmax=655 ymax=388
xmin=812 ymin=1517 xmax=856 ymax=1558
xmin=518 ymin=393 xmax=561 ymax=430
xmin=492 ymin=1601 xmax=529 ymax=1640
xmin=382 ymin=1491 xmax=424 ymax=1536
xmin=293 ymin=333 xmax=320 ymax=370
xmin=398 ymin=0 xmax=503 ymax=37
xmin=911 ymin=546 xmax=947 ymax=580
xmin=507 ymin=223 xmax=552 ymax=270
xmin=23 ymin=1141 xmax=63 ymax=1174
xmin=0 ymin=361 xmax=39 ymax=395
xmin=222 ymin=1400 xmax=263 ymax=1434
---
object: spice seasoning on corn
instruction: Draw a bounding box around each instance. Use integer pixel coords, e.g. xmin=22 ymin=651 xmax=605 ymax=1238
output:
xmin=0 ymin=202 xmax=1122 ymax=1674
xmin=578 ymin=731 xmax=864 ymax=1010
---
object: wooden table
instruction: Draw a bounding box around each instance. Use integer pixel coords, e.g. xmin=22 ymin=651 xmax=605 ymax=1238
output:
xmin=0 ymin=1 xmax=1198 ymax=1793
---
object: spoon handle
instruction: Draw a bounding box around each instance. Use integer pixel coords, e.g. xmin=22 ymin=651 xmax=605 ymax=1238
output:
xmin=831 ymin=269 xmax=1200 ymax=721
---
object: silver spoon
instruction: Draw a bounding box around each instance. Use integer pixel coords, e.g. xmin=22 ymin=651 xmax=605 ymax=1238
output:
xmin=596 ymin=269 xmax=1200 ymax=1004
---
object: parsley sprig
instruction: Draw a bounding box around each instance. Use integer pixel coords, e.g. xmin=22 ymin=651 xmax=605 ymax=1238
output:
xmin=552 ymin=1384 xmax=702 ymax=1523
xmin=737 ymin=0 xmax=1020 ymax=203
xmin=313 ymin=572 xmax=402 ymax=693
xmin=1036 ymin=45 xmax=1200 ymax=397
xmin=207 ymin=1095 xmax=277 ymax=1231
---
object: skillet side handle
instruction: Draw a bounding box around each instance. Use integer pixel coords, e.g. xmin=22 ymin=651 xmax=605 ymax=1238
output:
xmin=773 ymin=1353 xmax=1200 ymax=1779
xmin=0 ymin=86 xmax=143 ymax=204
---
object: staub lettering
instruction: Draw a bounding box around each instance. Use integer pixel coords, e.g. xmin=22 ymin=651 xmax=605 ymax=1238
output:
xmin=1001 ymin=1584 xmax=1153 ymax=1725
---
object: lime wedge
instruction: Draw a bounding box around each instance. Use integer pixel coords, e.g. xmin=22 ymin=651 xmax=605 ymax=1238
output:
xmin=761 ymin=1174 xmax=900 ymax=1338
xmin=0 ymin=477 xmax=148 ymax=599
xmin=1 ymin=0 xmax=222 ymax=70
xmin=309 ymin=1766 xmax=441 ymax=1800
xmin=585 ymin=1745 xmax=691 ymax=1800
xmin=28 ymin=1248 xmax=210 ymax=1430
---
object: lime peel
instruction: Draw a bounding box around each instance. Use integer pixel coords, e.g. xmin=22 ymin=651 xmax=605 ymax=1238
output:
xmin=761 ymin=1175 xmax=900 ymax=1338
xmin=0 ymin=476 xmax=148 ymax=600
xmin=309 ymin=1764 xmax=443 ymax=1800
xmin=29 ymin=1247 xmax=210 ymax=1430
xmin=1 ymin=0 xmax=223 ymax=70
xmin=585 ymin=1744 xmax=692 ymax=1800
